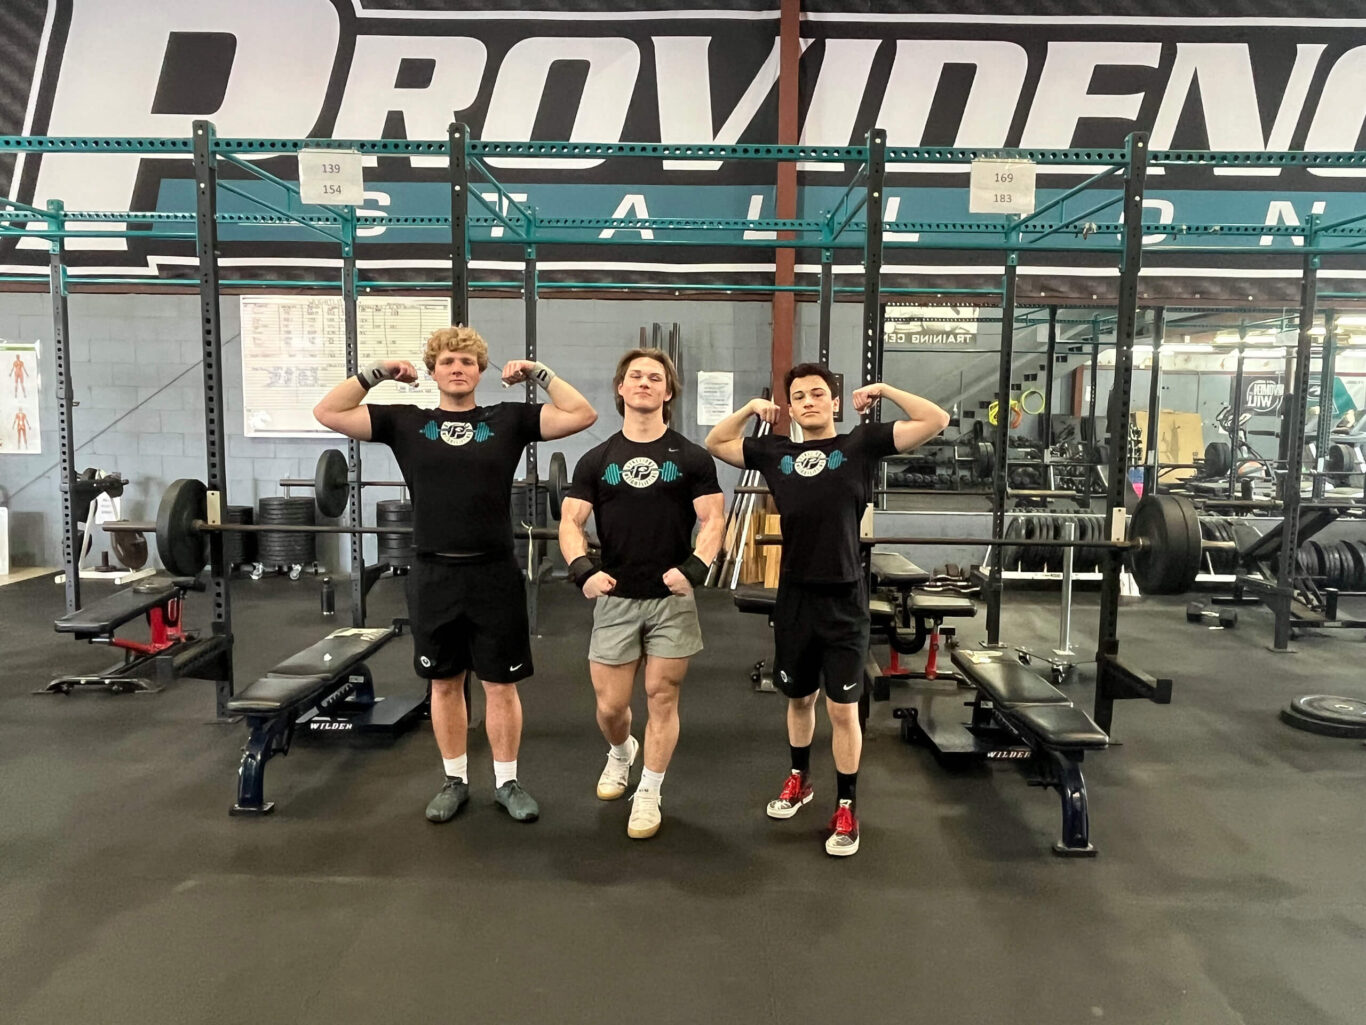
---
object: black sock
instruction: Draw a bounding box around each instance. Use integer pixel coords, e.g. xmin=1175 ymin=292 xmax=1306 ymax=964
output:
xmin=790 ymin=744 xmax=811 ymax=775
xmin=836 ymin=771 xmax=857 ymax=806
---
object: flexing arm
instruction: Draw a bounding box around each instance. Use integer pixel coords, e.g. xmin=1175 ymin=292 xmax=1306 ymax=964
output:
xmin=851 ymin=383 xmax=951 ymax=453
xmin=501 ymin=360 xmax=597 ymax=440
xmin=558 ymin=496 xmax=615 ymax=599
xmin=313 ymin=359 xmax=419 ymax=440
xmin=704 ymin=398 xmax=780 ymax=468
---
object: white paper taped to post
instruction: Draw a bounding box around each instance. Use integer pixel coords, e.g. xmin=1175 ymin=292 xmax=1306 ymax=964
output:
xmin=696 ymin=371 xmax=734 ymax=426
xmin=298 ymin=149 xmax=365 ymax=206
xmin=968 ymin=159 xmax=1037 ymax=216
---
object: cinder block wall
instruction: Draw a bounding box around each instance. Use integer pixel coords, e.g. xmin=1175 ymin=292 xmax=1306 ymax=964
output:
xmin=0 ymin=293 xmax=781 ymax=570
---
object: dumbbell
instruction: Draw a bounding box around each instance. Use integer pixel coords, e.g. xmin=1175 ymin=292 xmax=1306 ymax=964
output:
xmin=1186 ymin=602 xmax=1237 ymax=629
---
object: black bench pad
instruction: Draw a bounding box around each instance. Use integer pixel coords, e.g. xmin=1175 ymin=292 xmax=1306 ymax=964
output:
xmin=269 ymin=627 xmax=393 ymax=677
xmin=871 ymin=552 xmax=931 ymax=588
xmin=227 ymin=627 xmax=393 ymax=715
xmin=1010 ymin=704 xmax=1109 ymax=749
xmin=734 ymin=587 xmax=777 ymax=615
xmin=952 ymin=649 xmax=1069 ymax=707
xmin=53 ymin=579 xmax=181 ymax=636
xmin=909 ymin=592 xmax=978 ymax=618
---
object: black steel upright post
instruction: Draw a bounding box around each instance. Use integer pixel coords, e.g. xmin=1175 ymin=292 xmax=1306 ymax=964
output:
xmin=1088 ymin=315 xmax=1101 ymax=446
xmin=1041 ymin=305 xmax=1057 ymax=450
xmin=523 ymin=246 xmax=538 ymax=511
xmin=861 ymin=129 xmax=886 ymax=394
xmin=1272 ymin=230 xmax=1320 ymax=650
xmin=1228 ymin=344 xmax=1246 ymax=499
xmin=449 ymin=122 xmax=470 ymax=326
xmin=341 ymin=212 xmax=366 ymax=628
xmin=1312 ymin=311 xmax=1336 ymax=501
xmin=1094 ymin=132 xmax=1149 ymax=732
xmin=818 ymin=247 xmax=833 ymax=365
xmin=861 ymin=130 xmax=886 ymax=519
xmin=193 ymin=120 xmax=233 ymax=715
xmin=48 ymin=201 xmax=79 ymax=613
xmin=985 ymin=257 xmax=1018 ymax=645
xmin=1143 ymin=307 xmax=1164 ymax=494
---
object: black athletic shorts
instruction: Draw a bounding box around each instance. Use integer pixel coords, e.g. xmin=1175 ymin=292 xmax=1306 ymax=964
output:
xmin=772 ymin=580 xmax=870 ymax=704
xmin=406 ymin=553 xmax=533 ymax=683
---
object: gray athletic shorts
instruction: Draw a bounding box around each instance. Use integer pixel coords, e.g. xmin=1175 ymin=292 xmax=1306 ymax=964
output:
xmin=588 ymin=593 xmax=704 ymax=665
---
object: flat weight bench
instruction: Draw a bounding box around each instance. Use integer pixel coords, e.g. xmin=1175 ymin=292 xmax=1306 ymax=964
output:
xmin=896 ymin=646 xmax=1109 ymax=856
xmin=228 ymin=625 xmax=423 ymax=815
xmin=45 ymin=576 xmax=225 ymax=694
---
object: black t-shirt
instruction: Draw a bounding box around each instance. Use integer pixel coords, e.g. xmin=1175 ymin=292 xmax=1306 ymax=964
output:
xmin=368 ymin=402 xmax=542 ymax=555
xmin=743 ymin=422 xmax=898 ymax=584
xmin=567 ymin=428 xmax=721 ymax=599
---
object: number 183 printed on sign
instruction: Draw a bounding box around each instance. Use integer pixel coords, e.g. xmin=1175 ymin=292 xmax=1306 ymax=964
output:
xmin=969 ymin=159 xmax=1037 ymax=216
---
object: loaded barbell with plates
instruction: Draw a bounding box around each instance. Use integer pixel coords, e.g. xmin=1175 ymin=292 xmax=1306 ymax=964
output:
xmin=285 ymin=448 xmax=571 ymax=521
xmin=737 ymin=491 xmax=1235 ymax=594
xmin=107 ymin=476 xmax=574 ymax=578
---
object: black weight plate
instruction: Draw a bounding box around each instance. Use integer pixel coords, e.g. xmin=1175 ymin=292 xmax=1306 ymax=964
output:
xmin=1023 ymin=516 xmax=1039 ymax=571
xmin=111 ymin=530 xmax=149 ymax=571
xmin=1129 ymin=493 xmax=1202 ymax=594
xmin=975 ymin=442 xmax=995 ymax=479
xmin=1204 ymin=441 xmax=1231 ymax=477
xmin=1340 ymin=541 xmax=1358 ymax=589
xmin=1331 ymin=543 xmax=1348 ymax=589
xmin=1289 ymin=694 xmax=1366 ymax=730
xmin=1306 ymin=540 xmax=1326 ymax=581
xmin=548 ymin=451 xmax=569 ymax=521
xmin=156 ymin=478 xmax=207 ymax=577
xmin=313 ymin=449 xmax=350 ymax=518
xmin=1350 ymin=541 xmax=1366 ymax=590
xmin=1279 ymin=705 xmax=1366 ymax=739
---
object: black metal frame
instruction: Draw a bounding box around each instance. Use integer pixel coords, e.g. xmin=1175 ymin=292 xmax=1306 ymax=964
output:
xmin=193 ymin=121 xmax=235 ymax=718
xmin=1142 ymin=307 xmax=1164 ymax=495
xmin=48 ymin=200 xmax=80 ymax=614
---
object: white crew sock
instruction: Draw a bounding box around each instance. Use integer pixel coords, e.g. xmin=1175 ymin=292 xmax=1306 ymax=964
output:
xmin=494 ymin=759 xmax=518 ymax=788
xmin=610 ymin=737 xmax=635 ymax=761
xmin=638 ymin=768 xmax=666 ymax=793
xmin=442 ymin=754 xmax=468 ymax=781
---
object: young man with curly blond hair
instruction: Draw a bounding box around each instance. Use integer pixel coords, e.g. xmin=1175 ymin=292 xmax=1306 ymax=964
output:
xmin=315 ymin=325 xmax=597 ymax=825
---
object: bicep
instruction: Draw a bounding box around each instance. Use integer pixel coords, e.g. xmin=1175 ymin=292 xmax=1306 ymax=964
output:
xmin=316 ymin=405 xmax=374 ymax=442
xmin=541 ymin=403 xmax=590 ymax=441
xmin=891 ymin=419 xmax=942 ymax=453
xmin=692 ymin=492 xmax=725 ymax=524
xmin=560 ymin=496 xmax=594 ymax=529
xmin=709 ymin=437 xmax=747 ymax=468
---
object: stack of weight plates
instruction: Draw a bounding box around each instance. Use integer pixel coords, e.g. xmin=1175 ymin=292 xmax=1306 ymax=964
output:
xmin=223 ymin=505 xmax=255 ymax=568
xmin=376 ymin=500 xmax=415 ymax=569
xmin=1280 ymin=695 xmax=1366 ymax=739
xmin=257 ymin=496 xmax=315 ymax=570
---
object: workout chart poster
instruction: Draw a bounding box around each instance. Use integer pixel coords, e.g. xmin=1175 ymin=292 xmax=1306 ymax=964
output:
xmin=0 ymin=340 xmax=40 ymax=455
xmin=240 ymin=296 xmax=447 ymax=438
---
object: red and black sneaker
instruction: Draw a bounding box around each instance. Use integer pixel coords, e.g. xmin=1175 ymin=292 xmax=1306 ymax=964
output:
xmin=766 ymin=770 xmax=814 ymax=820
xmin=825 ymin=800 xmax=860 ymax=856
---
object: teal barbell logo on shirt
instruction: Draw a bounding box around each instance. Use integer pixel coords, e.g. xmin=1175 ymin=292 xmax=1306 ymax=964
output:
xmin=779 ymin=449 xmax=845 ymax=476
xmin=420 ymin=420 xmax=492 ymax=445
xmin=603 ymin=457 xmax=679 ymax=488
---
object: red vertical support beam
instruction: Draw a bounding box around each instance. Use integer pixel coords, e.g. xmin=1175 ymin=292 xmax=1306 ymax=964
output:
xmin=772 ymin=0 xmax=800 ymax=409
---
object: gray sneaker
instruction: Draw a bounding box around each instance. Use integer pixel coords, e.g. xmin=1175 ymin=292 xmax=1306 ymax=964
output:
xmin=494 ymin=780 xmax=540 ymax=822
xmin=425 ymin=777 xmax=469 ymax=823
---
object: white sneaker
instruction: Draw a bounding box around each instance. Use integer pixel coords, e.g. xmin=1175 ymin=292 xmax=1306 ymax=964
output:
xmin=627 ymin=787 xmax=662 ymax=839
xmin=596 ymin=736 xmax=639 ymax=800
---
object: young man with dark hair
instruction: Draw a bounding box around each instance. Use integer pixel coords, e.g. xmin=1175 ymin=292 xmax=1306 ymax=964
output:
xmin=706 ymin=362 xmax=949 ymax=856
xmin=559 ymin=348 xmax=724 ymax=839
xmin=313 ymin=325 xmax=597 ymax=825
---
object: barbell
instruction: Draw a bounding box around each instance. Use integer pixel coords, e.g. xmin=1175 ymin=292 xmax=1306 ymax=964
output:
xmin=754 ymin=492 xmax=1236 ymax=595
xmin=102 ymin=479 xmax=568 ymax=578
xmin=288 ymin=449 xmax=572 ymax=521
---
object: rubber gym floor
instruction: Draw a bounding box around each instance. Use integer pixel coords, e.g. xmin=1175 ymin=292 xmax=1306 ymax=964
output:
xmin=1 ymin=572 xmax=1364 ymax=1025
